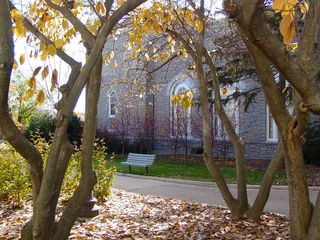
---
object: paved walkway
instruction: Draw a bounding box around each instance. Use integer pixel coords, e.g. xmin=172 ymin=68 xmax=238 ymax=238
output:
xmin=113 ymin=173 xmax=319 ymax=217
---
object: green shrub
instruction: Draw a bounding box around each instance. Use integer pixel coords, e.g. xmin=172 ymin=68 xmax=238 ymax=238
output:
xmin=67 ymin=114 xmax=83 ymax=145
xmin=0 ymin=142 xmax=31 ymax=205
xmin=25 ymin=110 xmax=56 ymax=141
xmin=60 ymin=138 xmax=115 ymax=202
xmin=92 ymin=139 xmax=115 ymax=202
xmin=303 ymin=119 xmax=320 ymax=166
xmin=0 ymin=135 xmax=115 ymax=205
xmin=25 ymin=111 xmax=83 ymax=144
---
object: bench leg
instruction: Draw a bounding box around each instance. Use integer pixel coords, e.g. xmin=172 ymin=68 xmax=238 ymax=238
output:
xmin=146 ymin=166 xmax=148 ymax=175
xmin=129 ymin=165 xmax=131 ymax=173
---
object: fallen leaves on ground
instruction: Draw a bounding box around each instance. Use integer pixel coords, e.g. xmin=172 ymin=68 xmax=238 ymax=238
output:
xmin=0 ymin=189 xmax=290 ymax=239
xmin=305 ymin=164 xmax=320 ymax=186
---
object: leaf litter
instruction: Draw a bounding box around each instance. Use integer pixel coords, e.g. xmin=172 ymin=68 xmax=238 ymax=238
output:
xmin=0 ymin=189 xmax=290 ymax=239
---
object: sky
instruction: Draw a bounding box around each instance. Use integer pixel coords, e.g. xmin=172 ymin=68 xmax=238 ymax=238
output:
xmin=14 ymin=36 xmax=87 ymax=113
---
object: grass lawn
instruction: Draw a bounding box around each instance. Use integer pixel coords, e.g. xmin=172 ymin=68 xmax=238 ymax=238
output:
xmin=108 ymin=156 xmax=287 ymax=185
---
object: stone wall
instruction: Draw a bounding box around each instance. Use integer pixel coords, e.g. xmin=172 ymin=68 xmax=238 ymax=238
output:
xmin=97 ymin=30 xmax=278 ymax=161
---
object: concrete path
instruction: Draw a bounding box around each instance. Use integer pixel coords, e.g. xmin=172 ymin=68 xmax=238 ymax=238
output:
xmin=113 ymin=173 xmax=319 ymax=217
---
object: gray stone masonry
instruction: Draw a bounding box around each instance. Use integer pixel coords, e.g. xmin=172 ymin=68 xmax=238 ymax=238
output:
xmin=97 ymin=26 xmax=278 ymax=161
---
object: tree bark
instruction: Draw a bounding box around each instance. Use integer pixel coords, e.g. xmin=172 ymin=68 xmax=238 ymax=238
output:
xmin=282 ymin=117 xmax=311 ymax=239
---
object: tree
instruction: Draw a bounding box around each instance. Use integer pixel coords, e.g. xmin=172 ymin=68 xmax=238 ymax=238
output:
xmin=223 ymin=0 xmax=320 ymax=239
xmin=128 ymin=0 xmax=284 ymax=221
xmin=0 ymin=0 xmax=146 ymax=239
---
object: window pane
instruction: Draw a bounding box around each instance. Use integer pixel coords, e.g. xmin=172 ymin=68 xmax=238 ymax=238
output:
xmin=110 ymin=103 xmax=116 ymax=115
xmin=171 ymin=85 xmax=191 ymax=138
xmin=267 ymin=106 xmax=278 ymax=141
xmin=108 ymin=91 xmax=116 ymax=116
xmin=268 ymin=114 xmax=273 ymax=139
xmin=214 ymin=99 xmax=239 ymax=140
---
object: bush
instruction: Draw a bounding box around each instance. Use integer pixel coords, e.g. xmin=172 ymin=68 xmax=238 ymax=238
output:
xmin=67 ymin=114 xmax=83 ymax=145
xmin=0 ymin=135 xmax=115 ymax=204
xmin=59 ymin=138 xmax=115 ymax=202
xmin=92 ymin=139 xmax=115 ymax=202
xmin=25 ymin=110 xmax=55 ymax=141
xmin=25 ymin=111 xmax=83 ymax=144
xmin=0 ymin=142 xmax=31 ymax=205
xmin=303 ymin=119 xmax=320 ymax=166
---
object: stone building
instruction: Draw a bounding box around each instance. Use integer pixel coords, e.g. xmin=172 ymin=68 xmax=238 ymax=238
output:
xmin=96 ymin=21 xmax=279 ymax=160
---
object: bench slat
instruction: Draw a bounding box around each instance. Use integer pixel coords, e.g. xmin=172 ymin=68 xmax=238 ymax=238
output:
xmin=127 ymin=157 xmax=154 ymax=161
xmin=121 ymin=162 xmax=151 ymax=167
xmin=121 ymin=153 xmax=156 ymax=175
xmin=128 ymin=153 xmax=155 ymax=157
xmin=125 ymin=160 xmax=154 ymax=164
xmin=127 ymin=159 xmax=154 ymax=162
xmin=123 ymin=162 xmax=153 ymax=165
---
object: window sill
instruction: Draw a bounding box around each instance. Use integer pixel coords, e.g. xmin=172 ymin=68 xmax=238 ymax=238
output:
xmin=169 ymin=136 xmax=194 ymax=140
xmin=265 ymin=139 xmax=278 ymax=144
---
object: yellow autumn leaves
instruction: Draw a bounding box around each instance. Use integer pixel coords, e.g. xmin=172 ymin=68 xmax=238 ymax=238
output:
xmin=130 ymin=3 xmax=203 ymax=45
xmin=11 ymin=9 xmax=27 ymax=38
xmin=127 ymin=2 xmax=203 ymax=67
xmin=171 ymin=90 xmax=194 ymax=109
xmin=272 ymin=0 xmax=309 ymax=45
xmin=25 ymin=66 xmax=59 ymax=105
xmin=16 ymin=56 xmax=58 ymax=105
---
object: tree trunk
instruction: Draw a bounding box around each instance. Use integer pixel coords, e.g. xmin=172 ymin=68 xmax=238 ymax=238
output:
xmin=282 ymin=120 xmax=311 ymax=239
xmin=203 ymin=51 xmax=249 ymax=215
xmin=193 ymin=3 xmax=240 ymax=216
xmin=307 ymin=193 xmax=320 ymax=240
xmin=52 ymin=55 xmax=103 ymax=240
xmin=20 ymin=137 xmax=74 ymax=239
xmin=239 ymin=29 xmax=312 ymax=238
xmin=246 ymin=143 xmax=284 ymax=220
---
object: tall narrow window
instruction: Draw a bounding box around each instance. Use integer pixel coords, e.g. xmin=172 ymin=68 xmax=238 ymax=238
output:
xmin=108 ymin=90 xmax=116 ymax=117
xmin=170 ymin=83 xmax=192 ymax=138
xmin=266 ymin=106 xmax=278 ymax=141
xmin=214 ymin=99 xmax=240 ymax=140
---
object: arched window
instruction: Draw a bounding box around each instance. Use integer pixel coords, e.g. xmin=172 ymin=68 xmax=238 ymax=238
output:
xmin=170 ymin=82 xmax=192 ymax=138
xmin=107 ymin=90 xmax=116 ymax=117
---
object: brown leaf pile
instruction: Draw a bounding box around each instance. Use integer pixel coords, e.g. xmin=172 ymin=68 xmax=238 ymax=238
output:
xmin=0 ymin=189 xmax=290 ymax=239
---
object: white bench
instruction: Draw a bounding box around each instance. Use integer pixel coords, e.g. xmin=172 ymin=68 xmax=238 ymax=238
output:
xmin=121 ymin=153 xmax=156 ymax=175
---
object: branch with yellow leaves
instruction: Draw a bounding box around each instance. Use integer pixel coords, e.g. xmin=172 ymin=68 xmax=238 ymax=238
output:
xmin=9 ymin=1 xmax=80 ymax=69
xmin=43 ymin=0 xmax=95 ymax=47
xmin=87 ymin=0 xmax=105 ymax=22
